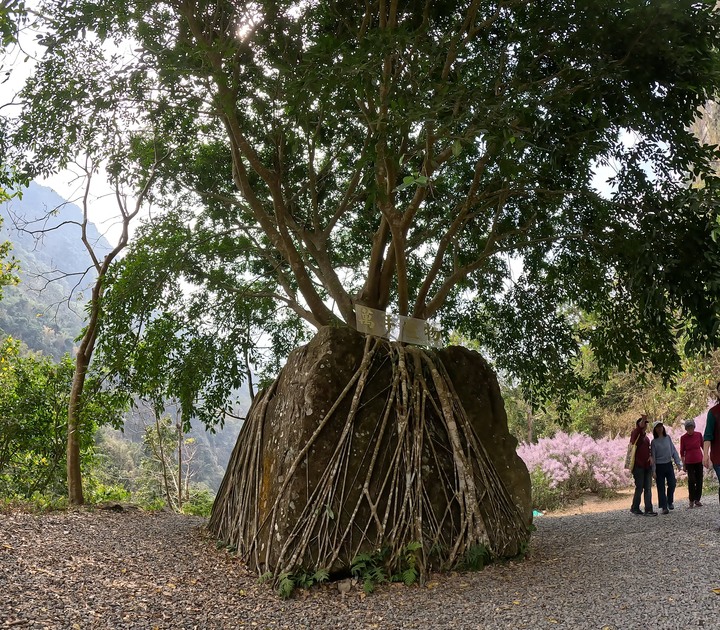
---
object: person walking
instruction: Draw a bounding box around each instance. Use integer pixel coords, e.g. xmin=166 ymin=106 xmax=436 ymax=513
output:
xmin=651 ymin=420 xmax=682 ymax=515
xmin=680 ymin=418 xmax=704 ymax=508
xmin=702 ymin=381 xmax=720 ymax=528
xmin=629 ymin=415 xmax=657 ymax=516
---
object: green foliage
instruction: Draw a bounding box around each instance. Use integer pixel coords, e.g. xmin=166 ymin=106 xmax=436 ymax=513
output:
xmin=277 ymin=572 xmax=295 ymax=599
xmin=84 ymin=479 xmax=131 ymax=504
xmin=0 ymin=288 xmax=82 ymax=359
xmin=89 ymin=418 xmax=223 ymax=513
xmin=0 ymin=0 xmax=25 ymax=49
xmin=351 ymin=549 xmax=389 ymax=594
xmin=91 ymin=427 xmax=142 ymax=491
xmin=503 ymin=346 xmax=720 ymax=443
xmin=517 ymin=527 xmax=535 ymax=560
xmin=275 ymin=568 xmax=330 ymax=599
xmin=0 ymin=336 xmax=124 ymax=499
xmin=0 ymin=492 xmax=69 ymax=513
xmin=139 ymin=497 xmax=167 ymax=512
xmin=461 ymin=544 xmax=491 ymax=572
xmin=95 ymin=210 xmax=310 ymax=430
xmin=528 ymin=470 xmax=566 ymax=513
xmin=0 ymin=214 xmax=19 ymax=302
xmin=704 ymin=471 xmax=719 ymax=495
xmin=182 ymin=486 xmax=214 ymax=517
xmin=350 ymin=541 xmax=422 ymax=593
xmin=393 ymin=541 xmax=421 ymax=586
xmin=528 ymin=470 xmax=564 ymax=512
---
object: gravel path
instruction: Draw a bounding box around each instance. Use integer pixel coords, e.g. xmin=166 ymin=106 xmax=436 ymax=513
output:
xmin=1 ymin=499 xmax=719 ymax=630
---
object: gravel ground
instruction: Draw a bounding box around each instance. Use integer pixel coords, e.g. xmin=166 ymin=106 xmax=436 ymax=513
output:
xmin=1 ymin=499 xmax=719 ymax=630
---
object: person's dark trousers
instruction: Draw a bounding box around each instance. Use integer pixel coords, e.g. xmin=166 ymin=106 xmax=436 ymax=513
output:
xmin=655 ymin=462 xmax=676 ymax=510
xmin=686 ymin=462 xmax=704 ymax=503
xmin=631 ymin=465 xmax=653 ymax=512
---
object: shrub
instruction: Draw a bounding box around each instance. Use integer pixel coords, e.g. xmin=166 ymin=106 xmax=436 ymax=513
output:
xmin=182 ymin=486 xmax=215 ymax=517
xmin=0 ymin=336 xmax=126 ymax=501
xmin=518 ymin=431 xmax=631 ymax=510
xmin=527 ymin=469 xmax=565 ymax=512
xmin=85 ymin=480 xmax=132 ymax=504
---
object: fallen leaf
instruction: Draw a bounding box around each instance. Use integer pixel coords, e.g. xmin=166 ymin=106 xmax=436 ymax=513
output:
xmin=712 ymin=588 xmax=720 ymax=595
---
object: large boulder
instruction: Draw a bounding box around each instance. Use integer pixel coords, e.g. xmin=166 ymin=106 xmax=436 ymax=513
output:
xmin=209 ymin=326 xmax=532 ymax=577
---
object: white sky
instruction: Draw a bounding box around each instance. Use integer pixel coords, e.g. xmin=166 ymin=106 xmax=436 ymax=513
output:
xmin=2 ymin=9 xmax=136 ymax=245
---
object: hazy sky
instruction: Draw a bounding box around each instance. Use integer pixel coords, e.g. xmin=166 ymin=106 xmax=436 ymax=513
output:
xmin=2 ymin=10 xmax=137 ymax=244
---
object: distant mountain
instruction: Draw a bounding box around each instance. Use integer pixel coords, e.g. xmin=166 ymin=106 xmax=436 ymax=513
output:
xmin=1 ymin=182 xmax=247 ymax=487
xmin=0 ymin=181 xmax=112 ymax=357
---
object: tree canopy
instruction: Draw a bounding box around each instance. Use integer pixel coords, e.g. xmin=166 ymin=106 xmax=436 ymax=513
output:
xmin=4 ymin=0 xmax=720 ymax=410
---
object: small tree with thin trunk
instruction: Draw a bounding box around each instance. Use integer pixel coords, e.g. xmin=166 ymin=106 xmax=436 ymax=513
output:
xmin=64 ymin=162 xmax=163 ymax=503
xmin=2 ymin=28 xmax=168 ymax=500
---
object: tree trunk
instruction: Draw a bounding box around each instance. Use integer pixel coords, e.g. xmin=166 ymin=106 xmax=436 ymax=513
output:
xmin=527 ymin=404 xmax=534 ymax=443
xmin=66 ymin=350 xmax=90 ymax=505
xmin=154 ymin=409 xmax=174 ymax=510
xmin=177 ymin=419 xmax=183 ymax=511
xmin=63 ymin=161 xmax=160 ymax=505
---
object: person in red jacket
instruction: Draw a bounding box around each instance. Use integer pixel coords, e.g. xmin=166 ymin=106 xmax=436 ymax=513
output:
xmin=702 ymin=381 xmax=720 ymax=527
xmin=630 ymin=414 xmax=658 ymax=516
xmin=680 ymin=419 xmax=704 ymax=508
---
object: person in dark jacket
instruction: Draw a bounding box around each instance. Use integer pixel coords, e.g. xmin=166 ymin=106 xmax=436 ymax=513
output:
xmin=702 ymin=381 xmax=720 ymax=528
xmin=629 ymin=415 xmax=658 ymax=516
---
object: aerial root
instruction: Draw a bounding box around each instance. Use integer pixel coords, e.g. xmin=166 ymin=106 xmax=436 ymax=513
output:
xmin=209 ymin=338 xmax=528 ymax=581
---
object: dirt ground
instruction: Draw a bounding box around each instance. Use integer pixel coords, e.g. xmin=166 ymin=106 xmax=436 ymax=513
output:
xmin=547 ymin=485 xmax=691 ymax=517
xmin=2 ymin=486 xmax=718 ymax=629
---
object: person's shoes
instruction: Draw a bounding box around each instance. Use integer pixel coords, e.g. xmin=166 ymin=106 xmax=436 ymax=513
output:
xmin=662 ymin=508 xmax=670 ymax=515
xmin=668 ymin=503 xmax=674 ymax=510
xmin=687 ymin=503 xmax=694 ymax=509
xmin=630 ymin=508 xmax=643 ymax=515
xmin=645 ymin=511 xmax=659 ymax=516
xmin=695 ymin=501 xmax=703 ymax=507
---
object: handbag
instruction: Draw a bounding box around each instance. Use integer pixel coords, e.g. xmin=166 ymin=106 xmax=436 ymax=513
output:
xmin=624 ymin=434 xmax=641 ymax=470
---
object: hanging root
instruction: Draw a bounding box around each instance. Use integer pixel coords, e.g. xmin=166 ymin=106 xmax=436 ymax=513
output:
xmin=208 ymin=337 xmax=530 ymax=584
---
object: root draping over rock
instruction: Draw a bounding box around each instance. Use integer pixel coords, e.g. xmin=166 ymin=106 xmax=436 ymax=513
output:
xmin=209 ymin=327 xmax=532 ymax=581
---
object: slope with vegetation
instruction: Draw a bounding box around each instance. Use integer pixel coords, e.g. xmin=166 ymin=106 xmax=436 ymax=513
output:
xmin=0 ymin=182 xmax=110 ymax=358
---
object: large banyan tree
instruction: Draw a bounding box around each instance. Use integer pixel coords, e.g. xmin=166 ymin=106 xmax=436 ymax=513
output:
xmin=4 ymin=0 xmax=720 ymax=581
